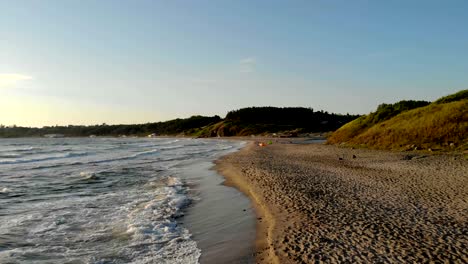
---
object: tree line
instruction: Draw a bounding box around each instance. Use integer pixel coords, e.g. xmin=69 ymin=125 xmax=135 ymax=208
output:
xmin=0 ymin=107 xmax=361 ymax=138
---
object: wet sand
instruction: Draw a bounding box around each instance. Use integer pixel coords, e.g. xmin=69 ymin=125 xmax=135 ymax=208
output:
xmin=216 ymin=142 xmax=468 ymax=263
xmin=168 ymin=141 xmax=258 ymax=264
xmin=179 ymin=159 xmax=256 ymax=264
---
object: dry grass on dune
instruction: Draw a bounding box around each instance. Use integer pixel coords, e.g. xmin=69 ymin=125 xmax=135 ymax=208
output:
xmin=328 ymin=92 xmax=468 ymax=151
xmin=327 ymin=115 xmax=368 ymax=145
xmin=351 ymin=100 xmax=467 ymax=150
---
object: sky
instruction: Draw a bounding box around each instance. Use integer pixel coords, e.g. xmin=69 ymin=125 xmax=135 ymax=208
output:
xmin=1 ymin=0 xmax=467 ymax=127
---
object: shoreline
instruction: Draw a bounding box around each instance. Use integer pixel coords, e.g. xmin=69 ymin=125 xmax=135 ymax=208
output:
xmin=215 ymin=141 xmax=467 ymax=263
xmin=172 ymin=140 xmax=258 ymax=264
xmin=215 ymin=142 xmax=279 ymax=264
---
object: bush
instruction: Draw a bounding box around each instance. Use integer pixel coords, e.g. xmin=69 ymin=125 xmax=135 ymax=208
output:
xmin=434 ymin=89 xmax=468 ymax=104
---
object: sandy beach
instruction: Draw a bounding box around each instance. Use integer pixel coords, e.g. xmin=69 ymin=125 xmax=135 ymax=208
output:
xmin=216 ymin=142 xmax=468 ymax=263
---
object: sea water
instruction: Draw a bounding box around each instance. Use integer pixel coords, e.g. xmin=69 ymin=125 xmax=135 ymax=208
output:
xmin=0 ymin=138 xmax=247 ymax=263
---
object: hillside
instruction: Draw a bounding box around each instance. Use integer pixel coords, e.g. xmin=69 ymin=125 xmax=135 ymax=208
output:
xmin=328 ymin=90 xmax=468 ymax=151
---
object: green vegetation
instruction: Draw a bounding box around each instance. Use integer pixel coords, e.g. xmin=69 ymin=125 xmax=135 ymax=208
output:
xmin=328 ymin=90 xmax=468 ymax=151
xmin=434 ymin=89 xmax=468 ymax=104
xmin=0 ymin=107 xmax=359 ymax=138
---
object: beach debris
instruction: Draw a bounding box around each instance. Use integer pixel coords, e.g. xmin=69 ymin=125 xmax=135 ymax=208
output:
xmin=402 ymin=155 xmax=415 ymax=160
xmin=258 ymin=142 xmax=267 ymax=147
xmin=402 ymin=154 xmax=427 ymax=160
xmin=352 ymin=154 xmax=357 ymax=159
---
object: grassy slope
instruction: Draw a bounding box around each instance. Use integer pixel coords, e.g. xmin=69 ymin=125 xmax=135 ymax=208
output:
xmin=327 ymin=100 xmax=431 ymax=145
xmin=327 ymin=116 xmax=368 ymax=144
xmin=354 ymin=100 xmax=467 ymax=150
xmin=328 ymin=91 xmax=468 ymax=151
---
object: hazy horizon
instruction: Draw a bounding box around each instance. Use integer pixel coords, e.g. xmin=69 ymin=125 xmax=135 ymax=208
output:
xmin=1 ymin=1 xmax=467 ymax=127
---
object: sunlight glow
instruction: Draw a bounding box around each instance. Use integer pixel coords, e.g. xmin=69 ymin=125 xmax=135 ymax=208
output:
xmin=0 ymin=73 xmax=33 ymax=88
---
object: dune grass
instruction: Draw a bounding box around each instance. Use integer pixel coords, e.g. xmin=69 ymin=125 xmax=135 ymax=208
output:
xmin=328 ymin=90 xmax=468 ymax=151
xmin=327 ymin=100 xmax=430 ymax=145
xmin=434 ymin=89 xmax=468 ymax=104
xmin=353 ymin=100 xmax=467 ymax=150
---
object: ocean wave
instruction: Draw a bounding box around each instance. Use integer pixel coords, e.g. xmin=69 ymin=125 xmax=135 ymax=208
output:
xmin=158 ymin=139 xmax=180 ymax=145
xmin=0 ymin=146 xmax=40 ymax=155
xmin=30 ymin=164 xmax=69 ymax=170
xmin=87 ymin=149 xmax=159 ymax=164
xmin=216 ymin=145 xmax=234 ymax=150
xmin=132 ymin=148 xmax=159 ymax=157
xmin=124 ymin=176 xmax=200 ymax=263
xmin=0 ymin=153 xmax=22 ymax=158
xmin=184 ymin=149 xmax=216 ymax=156
xmin=13 ymin=146 xmax=41 ymax=152
xmin=160 ymin=145 xmax=184 ymax=151
xmin=0 ymin=152 xmax=88 ymax=165
xmin=0 ymin=148 xmax=76 ymax=159
xmin=0 ymin=138 xmax=242 ymax=264
xmin=0 ymin=187 xmax=12 ymax=193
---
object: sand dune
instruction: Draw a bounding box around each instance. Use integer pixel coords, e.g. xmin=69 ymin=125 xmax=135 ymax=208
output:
xmin=216 ymin=142 xmax=467 ymax=263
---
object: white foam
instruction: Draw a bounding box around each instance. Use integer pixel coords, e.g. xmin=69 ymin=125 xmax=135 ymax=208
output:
xmin=131 ymin=148 xmax=159 ymax=158
xmin=0 ymin=151 xmax=88 ymax=165
xmin=123 ymin=176 xmax=199 ymax=263
xmin=160 ymin=139 xmax=180 ymax=145
xmin=166 ymin=176 xmax=183 ymax=187
xmin=0 ymin=187 xmax=11 ymax=193
xmin=5 ymin=146 xmax=39 ymax=152
xmin=80 ymin=171 xmax=98 ymax=179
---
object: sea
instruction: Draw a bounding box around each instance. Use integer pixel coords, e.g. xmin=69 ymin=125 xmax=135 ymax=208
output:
xmin=0 ymin=137 xmax=254 ymax=264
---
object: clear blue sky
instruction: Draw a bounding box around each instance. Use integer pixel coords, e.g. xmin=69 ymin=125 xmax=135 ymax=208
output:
xmin=1 ymin=0 xmax=467 ymax=126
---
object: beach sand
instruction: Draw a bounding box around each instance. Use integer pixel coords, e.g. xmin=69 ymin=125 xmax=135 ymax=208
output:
xmin=216 ymin=142 xmax=467 ymax=263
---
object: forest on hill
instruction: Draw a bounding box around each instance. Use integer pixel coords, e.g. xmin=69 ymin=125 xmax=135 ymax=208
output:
xmin=194 ymin=107 xmax=359 ymax=137
xmin=0 ymin=107 xmax=359 ymax=138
